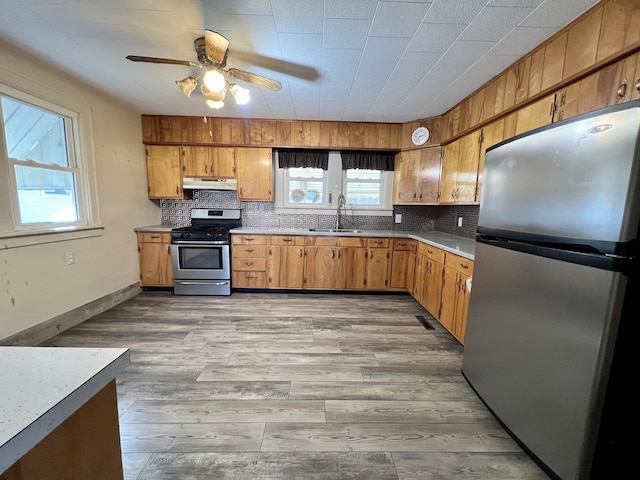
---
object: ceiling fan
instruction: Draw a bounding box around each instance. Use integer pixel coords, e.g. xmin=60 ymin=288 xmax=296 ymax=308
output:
xmin=126 ymin=30 xmax=282 ymax=109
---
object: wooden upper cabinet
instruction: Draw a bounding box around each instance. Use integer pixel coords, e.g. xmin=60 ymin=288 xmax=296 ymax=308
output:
xmin=417 ymin=147 xmax=442 ymax=204
xmin=182 ymin=146 xmax=210 ymax=177
xmin=563 ymin=6 xmax=603 ymax=80
xmin=515 ymin=94 xmax=555 ymax=135
xmin=541 ymin=32 xmax=568 ymax=91
xmin=236 ymin=147 xmax=273 ymax=201
xmin=212 ymin=147 xmax=236 ymax=178
xmin=597 ymin=0 xmax=640 ymax=62
xmin=477 ymin=119 xmax=505 ymax=202
xmin=440 ymin=131 xmax=480 ymax=204
xmin=393 ymin=151 xmax=420 ymax=203
xmin=145 ymin=145 xmax=182 ymax=199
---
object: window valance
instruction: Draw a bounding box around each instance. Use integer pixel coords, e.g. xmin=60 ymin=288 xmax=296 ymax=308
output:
xmin=277 ymin=149 xmax=329 ymax=170
xmin=340 ymin=151 xmax=395 ymax=171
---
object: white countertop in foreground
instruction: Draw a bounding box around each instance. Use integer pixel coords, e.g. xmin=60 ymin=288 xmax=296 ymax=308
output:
xmin=0 ymin=347 xmax=130 ymax=474
xmin=231 ymin=228 xmax=476 ymax=259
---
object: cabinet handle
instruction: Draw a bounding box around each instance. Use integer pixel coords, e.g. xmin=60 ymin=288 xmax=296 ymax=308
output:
xmin=246 ymin=249 xmax=254 ymax=253
xmin=245 ymin=262 xmax=254 ymax=266
xmin=365 ymin=251 xmax=368 ymax=259
xmin=636 ymin=78 xmax=640 ymax=93
xmin=419 ymin=193 xmax=422 ymax=199
xmin=332 ymin=249 xmax=335 ymax=259
xmin=176 ymin=186 xmax=180 ymax=195
xmin=370 ymin=250 xmax=374 ymax=259
xmin=245 ymin=237 xmax=255 ymax=241
xmin=618 ymin=80 xmax=628 ymax=99
xmin=413 ymin=192 xmax=417 ymax=199
xmin=299 ymin=249 xmax=303 ymax=257
xmin=460 ymin=263 xmax=469 ymax=269
xmin=451 ymin=188 xmax=456 ymax=199
xmin=150 ymin=235 xmax=160 ymax=239
xmin=338 ymin=250 xmax=341 ymax=259
xmin=167 ymin=245 xmax=170 ymax=254
xmin=205 ymin=165 xmax=208 ymax=174
xmin=282 ymin=238 xmax=292 ymax=242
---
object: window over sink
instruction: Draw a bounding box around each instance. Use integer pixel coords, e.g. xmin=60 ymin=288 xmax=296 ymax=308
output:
xmin=276 ymin=151 xmax=393 ymax=215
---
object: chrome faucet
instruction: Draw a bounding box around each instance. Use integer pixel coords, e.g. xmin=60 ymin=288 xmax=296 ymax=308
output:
xmin=335 ymin=193 xmax=346 ymax=229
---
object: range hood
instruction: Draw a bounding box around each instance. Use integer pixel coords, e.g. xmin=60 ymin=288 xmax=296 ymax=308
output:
xmin=182 ymin=177 xmax=237 ymax=190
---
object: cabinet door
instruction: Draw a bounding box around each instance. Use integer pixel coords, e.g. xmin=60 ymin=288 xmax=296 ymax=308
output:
xmin=212 ymin=147 xmax=236 ymax=178
xmin=304 ymin=246 xmax=336 ymax=289
xmin=339 ymin=247 xmax=367 ymax=290
xmin=393 ymin=151 xmax=419 ymax=203
xmin=456 ymin=130 xmax=481 ymax=203
xmin=390 ymin=250 xmax=412 ymax=290
xmin=366 ymin=247 xmax=389 ymax=290
xmin=439 ymin=140 xmax=459 ymax=204
xmin=424 ymin=259 xmax=444 ymax=320
xmin=138 ymin=239 xmax=173 ymax=286
xmin=477 ymin=119 xmax=505 ymax=202
xmin=418 ymin=147 xmax=442 ymax=203
xmin=145 ymin=145 xmax=182 ymax=199
xmin=439 ymin=266 xmax=458 ymax=335
xmin=268 ymin=246 xmax=305 ymax=288
xmin=452 ymin=274 xmax=472 ymax=344
xmin=236 ymin=148 xmax=273 ymax=201
xmin=515 ymin=94 xmax=555 ymax=135
xmin=412 ymin=253 xmax=427 ymax=304
xmin=182 ymin=146 xmax=211 ymax=177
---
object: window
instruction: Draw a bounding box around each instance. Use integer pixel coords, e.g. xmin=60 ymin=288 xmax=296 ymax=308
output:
xmin=276 ymin=151 xmax=392 ymax=214
xmin=1 ymin=88 xmax=91 ymax=230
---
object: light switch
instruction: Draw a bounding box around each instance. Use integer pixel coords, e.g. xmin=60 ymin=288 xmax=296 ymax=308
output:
xmin=395 ymin=214 xmax=402 ymax=223
xmin=457 ymin=217 xmax=463 ymax=227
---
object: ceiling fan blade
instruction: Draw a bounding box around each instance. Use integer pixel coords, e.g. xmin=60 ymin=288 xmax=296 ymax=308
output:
xmin=205 ymin=30 xmax=229 ymax=66
xmin=227 ymin=68 xmax=282 ymax=92
xmin=126 ymin=55 xmax=200 ymax=67
xmin=234 ymin=51 xmax=319 ymax=82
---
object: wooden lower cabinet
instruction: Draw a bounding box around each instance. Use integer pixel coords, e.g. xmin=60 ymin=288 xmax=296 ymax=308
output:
xmin=439 ymin=254 xmax=474 ymax=344
xmin=413 ymin=243 xmax=445 ymax=319
xmin=137 ymin=232 xmax=173 ymax=287
xmin=304 ymin=236 xmax=367 ymax=289
xmin=267 ymin=236 xmax=305 ymax=288
xmin=389 ymin=239 xmax=416 ymax=291
xmin=232 ymin=235 xmax=267 ymax=288
xmin=365 ymin=238 xmax=390 ymax=290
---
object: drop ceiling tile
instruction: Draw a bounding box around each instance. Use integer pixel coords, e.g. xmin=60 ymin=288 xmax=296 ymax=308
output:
xmin=279 ymin=33 xmax=322 ymax=65
xmin=320 ymin=85 xmax=351 ymax=99
xmin=438 ymin=40 xmax=495 ymax=65
xmin=320 ymin=68 xmax=357 ymax=88
xmin=271 ymin=0 xmax=323 ymax=34
xmin=322 ymin=48 xmax=362 ymax=73
xmin=395 ymin=63 xmax=468 ymax=114
xmin=207 ymin=0 xmax=273 ymax=16
xmin=370 ymin=1 xmax=431 ymax=38
xmin=323 ymin=18 xmax=372 ymax=50
xmin=460 ymin=6 xmax=535 ymax=42
xmin=423 ymin=0 xmax=487 ymax=24
xmin=325 ymin=0 xmax=378 ymax=19
xmin=407 ymin=22 xmax=466 ymax=53
xmin=489 ymin=25 xmax=557 ymax=55
xmin=520 ymin=0 xmax=599 ymax=28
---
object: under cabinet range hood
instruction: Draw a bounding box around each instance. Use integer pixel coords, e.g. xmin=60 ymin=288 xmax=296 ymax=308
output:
xmin=182 ymin=177 xmax=237 ymax=190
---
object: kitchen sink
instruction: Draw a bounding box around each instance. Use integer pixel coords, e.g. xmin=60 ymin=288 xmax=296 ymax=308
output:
xmin=308 ymin=228 xmax=363 ymax=233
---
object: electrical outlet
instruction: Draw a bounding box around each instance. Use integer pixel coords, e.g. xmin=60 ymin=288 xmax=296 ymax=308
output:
xmin=65 ymin=251 xmax=74 ymax=265
xmin=457 ymin=217 xmax=463 ymax=227
xmin=394 ymin=213 xmax=402 ymax=223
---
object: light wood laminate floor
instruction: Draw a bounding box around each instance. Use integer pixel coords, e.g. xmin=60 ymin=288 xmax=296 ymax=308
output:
xmin=41 ymin=291 xmax=549 ymax=479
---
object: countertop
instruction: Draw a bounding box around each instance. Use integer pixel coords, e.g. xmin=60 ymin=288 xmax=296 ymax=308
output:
xmin=0 ymin=347 xmax=130 ymax=474
xmin=230 ymin=228 xmax=475 ymax=259
xmin=134 ymin=225 xmax=475 ymax=259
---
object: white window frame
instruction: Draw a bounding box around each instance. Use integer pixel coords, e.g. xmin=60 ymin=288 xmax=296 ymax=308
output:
xmin=275 ymin=151 xmax=393 ymax=216
xmin=0 ymin=81 xmax=98 ymax=237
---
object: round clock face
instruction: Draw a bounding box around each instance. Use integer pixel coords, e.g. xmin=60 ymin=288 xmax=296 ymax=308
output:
xmin=412 ymin=126 xmax=430 ymax=146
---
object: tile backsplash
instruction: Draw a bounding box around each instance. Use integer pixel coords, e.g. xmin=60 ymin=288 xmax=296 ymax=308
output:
xmin=161 ymin=191 xmax=479 ymax=239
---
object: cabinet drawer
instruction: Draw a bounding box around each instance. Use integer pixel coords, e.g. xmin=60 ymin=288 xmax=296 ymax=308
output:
xmin=392 ymin=239 xmax=416 ymax=252
xmin=306 ymin=236 xmax=366 ymax=247
xmin=138 ymin=232 xmax=170 ymax=243
xmin=270 ymin=235 xmax=305 ymax=246
xmin=232 ymin=234 xmax=267 ymax=245
xmin=233 ymin=271 xmax=267 ymax=288
xmin=367 ymin=238 xmax=389 ymax=248
xmin=418 ymin=243 xmax=446 ymax=263
xmin=232 ymin=245 xmax=266 ymax=258
xmin=232 ymin=258 xmax=267 ymax=271
xmin=445 ymin=254 xmax=474 ymax=275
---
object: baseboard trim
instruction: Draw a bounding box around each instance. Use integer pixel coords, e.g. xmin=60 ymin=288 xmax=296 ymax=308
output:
xmin=1 ymin=283 xmax=142 ymax=346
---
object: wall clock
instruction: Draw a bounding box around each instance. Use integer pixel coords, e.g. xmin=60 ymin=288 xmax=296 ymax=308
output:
xmin=411 ymin=126 xmax=430 ymax=146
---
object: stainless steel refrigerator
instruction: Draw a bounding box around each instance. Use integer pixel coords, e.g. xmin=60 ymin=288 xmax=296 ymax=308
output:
xmin=462 ymin=101 xmax=639 ymax=480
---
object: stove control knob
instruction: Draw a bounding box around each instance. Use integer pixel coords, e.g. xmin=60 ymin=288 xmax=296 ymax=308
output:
xmin=185 ymin=232 xmax=191 ymax=238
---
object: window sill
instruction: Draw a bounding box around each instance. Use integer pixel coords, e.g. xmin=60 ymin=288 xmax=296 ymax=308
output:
xmin=0 ymin=225 xmax=105 ymax=249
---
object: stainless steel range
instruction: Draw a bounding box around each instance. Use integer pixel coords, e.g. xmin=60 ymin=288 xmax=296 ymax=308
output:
xmin=170 ymin=208 xmax=241 ymax=295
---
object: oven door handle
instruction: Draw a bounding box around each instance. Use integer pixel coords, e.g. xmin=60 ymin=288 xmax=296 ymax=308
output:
xmin=171 ymin=240 xmax=228 ymax=246
xmin=175 ymin=280 xmax=230 ymax=286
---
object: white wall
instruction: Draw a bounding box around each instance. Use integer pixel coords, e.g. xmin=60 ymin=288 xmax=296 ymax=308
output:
xmin=0 ymin=39 xmax=160 ymax=340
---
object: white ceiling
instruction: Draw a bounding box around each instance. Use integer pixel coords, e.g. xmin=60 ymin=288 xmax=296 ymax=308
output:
xmin=0 ymin=0 xmax=598 ymax=123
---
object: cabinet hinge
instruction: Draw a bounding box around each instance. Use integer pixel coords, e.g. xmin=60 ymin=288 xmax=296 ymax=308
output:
xmin=364 ymin=278 xmax=367 ymax=286
xmin=479 ymin=130 xmax=484 ymax=145
xmin=268 ymin=249 xmax=272 ymax=256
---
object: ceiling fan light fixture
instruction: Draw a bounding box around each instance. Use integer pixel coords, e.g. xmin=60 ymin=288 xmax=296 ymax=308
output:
xmin=176 ymin=76 xmax=198 ymax=97
xmin=230 ymin=84 xmax=250 ymax=105
xmin=201 ymin=83 xmax=226 ymax=109
xmin=203 ymin=69 xmax=226 ymax=92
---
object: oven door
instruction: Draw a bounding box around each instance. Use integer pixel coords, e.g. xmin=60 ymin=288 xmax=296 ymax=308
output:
xmin=171 ymin=241 xmax=230 ymax=280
